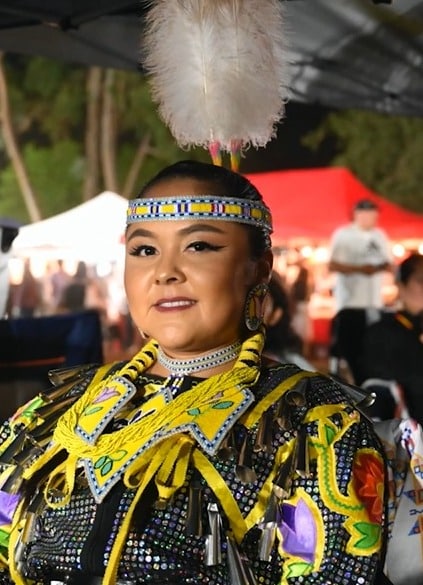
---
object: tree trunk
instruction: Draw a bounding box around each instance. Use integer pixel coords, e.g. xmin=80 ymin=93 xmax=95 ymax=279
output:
xmin=100 ymin=69 xmax=118 ymax=193
xmin=0 ymin=53 xmax=42 ymax=221
xmin=122 ymin=133 xmax=152 ymax=198
xmin=83 ymin=67 xmax=103 ymax=201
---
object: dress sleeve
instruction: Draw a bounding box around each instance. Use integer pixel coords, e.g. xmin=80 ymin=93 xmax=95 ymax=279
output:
xmin=0 ymin=364 xmax=102 ymax=572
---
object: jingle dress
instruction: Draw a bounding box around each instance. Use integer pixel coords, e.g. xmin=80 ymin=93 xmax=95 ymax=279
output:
xmin=0 ymin=334 xmax=387 ymax=585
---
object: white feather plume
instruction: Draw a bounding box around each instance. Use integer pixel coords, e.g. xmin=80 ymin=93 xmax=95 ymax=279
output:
xmin=141 ymin=0 xmax=290 ymax=153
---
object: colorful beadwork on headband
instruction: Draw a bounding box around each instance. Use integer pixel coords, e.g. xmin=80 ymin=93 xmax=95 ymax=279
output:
xmin=126 ymin=196 xmax=273 ymax=239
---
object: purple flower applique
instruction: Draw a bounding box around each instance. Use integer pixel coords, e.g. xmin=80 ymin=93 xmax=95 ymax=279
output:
xmin=93 ymin=387 xmax=120 ymax=404
xmin=278 ymin=498 xmax=317 ymax=564
xmin=0 ymin=491 xmax=21 ymax=525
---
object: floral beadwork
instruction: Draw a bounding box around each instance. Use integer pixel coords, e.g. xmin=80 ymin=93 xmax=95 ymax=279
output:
xmin=277 ymin=489 xmax=324 ymax=579
xmin=309 ymin=411 xmax=384 ymax=557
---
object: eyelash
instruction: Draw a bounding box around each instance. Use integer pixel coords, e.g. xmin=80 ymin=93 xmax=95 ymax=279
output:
xmin=187 ymin=241 xmax=222 ymax=252
xmin=128 ymin=241 xmax=223 ymax=257
xmin=128 ymin=245 xmax=155 ymax=257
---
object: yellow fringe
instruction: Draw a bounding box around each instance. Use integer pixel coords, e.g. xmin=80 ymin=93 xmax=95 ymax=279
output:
xmin=241 ymin=370 xmax=316 ymax=429
xmin=155 ymin=436 xmax=194 ymax=503
xmin=102 ymin=445 xmax=169 ymax=584
xmin=192 ymin=449 xmax=247 ymax=543
xmin=8 ymin=499 xmax=28 ymax=585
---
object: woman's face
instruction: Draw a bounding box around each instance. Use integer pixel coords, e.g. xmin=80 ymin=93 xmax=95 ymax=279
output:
xmin=124 ymin=177 xmax=271 ymax=356
xmin=399 ymin=267 xmax=423 ymax=315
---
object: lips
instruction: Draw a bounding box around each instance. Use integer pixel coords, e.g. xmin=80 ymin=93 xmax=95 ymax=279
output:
xmin=154 ymin=298 xmax=196 ymax=311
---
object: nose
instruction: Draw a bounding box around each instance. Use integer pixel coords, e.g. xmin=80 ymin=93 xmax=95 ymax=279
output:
xmin=154 ymin=255 xmax=185 ymax=285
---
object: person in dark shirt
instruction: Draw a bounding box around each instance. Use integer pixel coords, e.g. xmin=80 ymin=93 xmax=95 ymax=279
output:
xmin=362 ymin=252 xmax=423 ymax=424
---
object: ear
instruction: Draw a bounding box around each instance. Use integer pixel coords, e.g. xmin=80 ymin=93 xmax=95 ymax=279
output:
xmin=257 ymin=249 xmax=273 ymax=284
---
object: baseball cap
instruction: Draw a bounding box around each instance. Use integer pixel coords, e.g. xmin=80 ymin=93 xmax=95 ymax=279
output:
xmin=354 ymin=199 xmax=379 ymax=211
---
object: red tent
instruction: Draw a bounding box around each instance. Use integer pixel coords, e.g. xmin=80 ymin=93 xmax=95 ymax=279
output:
xmin=245 ymin=167 xmax=423 ymax=245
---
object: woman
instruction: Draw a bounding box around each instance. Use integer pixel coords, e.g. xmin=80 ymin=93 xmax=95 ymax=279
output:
xmin=0 ymin=160 xmax=387 ymax=584
xmin=263 ymin=270 xmax=314 ymax=371
xmin=289 ymin=262 xmax=314 ymax=357
xmin=362 ymin=252 xmax=423 ymax=424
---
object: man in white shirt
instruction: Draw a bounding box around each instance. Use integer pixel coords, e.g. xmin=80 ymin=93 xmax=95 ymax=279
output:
xmin=329 ymin=199 xmax=392 ymax=312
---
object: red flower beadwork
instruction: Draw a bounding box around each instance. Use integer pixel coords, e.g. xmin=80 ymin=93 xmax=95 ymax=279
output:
xmin=352 ymin=450 xmax=384 ymax=524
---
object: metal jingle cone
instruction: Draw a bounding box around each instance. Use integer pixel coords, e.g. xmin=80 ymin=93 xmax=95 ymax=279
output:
xmin=39 ymin=376 xmax=84 ymax=402
xmin=274 ymin=398 xmax=292 ymax=431
xmin=35 ymin=394 xmax=79 ymax=419
xmin=295 ymin=426 xmax=310 ymax=478
xmin=258 ymin=522 xmax=277 ymax=562
xmin=21 ymin=490 xmax=45 ymax=545
xmin=254 ymin=410 xmax=274 ymax=453
xmin=217 ymin=430 xmax=237 ymax=461
xmin=258 ymin=487 xmax=280 ymax=561
xmin=13 ymin=441 xmax=44 ymax=468
xmin=226 ymin=534 xmax=257 ymax=585
xmin=262 ymin=489 xmax=280 ymax=525
xmin=1 ymin=463 xmax=24 ymax=493
xmin=284 ymin=379 xmax=308 ymax=407
xmin=235 ymin=432 xmax=257 ymax=484
xmin=29 ymin=408 xmax=70 ymax=441
xmin=204 ymin=503 xmax=222 ymax=566
xmin=47 ymin=363 xmax=96 ymax=386
xmin=273 ymin=450 xmax=294 ymax=499
xmin=186 ymin=474 xmax=203 ymax=536
xmin=0 ymin=429 xmax=29 ymax=464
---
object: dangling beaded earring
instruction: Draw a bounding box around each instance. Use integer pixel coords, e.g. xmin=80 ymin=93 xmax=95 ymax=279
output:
xmin=244 ymin=283 xmax=269 ymax=331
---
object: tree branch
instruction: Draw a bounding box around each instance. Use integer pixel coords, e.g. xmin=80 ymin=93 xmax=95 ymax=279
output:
xmin=0 ymin=53 xmax=42 ymax=221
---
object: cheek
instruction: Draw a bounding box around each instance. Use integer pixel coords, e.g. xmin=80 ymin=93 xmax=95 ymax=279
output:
xmin=124 ymin=268 xmax=147 ymax=307
xmin=410 ymin=284 xmax=423 ymax=300
xmin=210 ymin=262 xmax=254 ymax=298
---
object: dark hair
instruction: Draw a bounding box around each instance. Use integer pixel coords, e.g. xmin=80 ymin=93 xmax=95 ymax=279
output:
xmin=74 ymin=261 xmax=88 ymax=280
xmin=397 ymin=253 xmax=423 ymax=284
xmin=265 ymin=271 xmax=303 ymax=355
xmin=137 ymin=160 xmax=270 ymax=257
xmin=354 ymin=199 xmax=379 ymax=211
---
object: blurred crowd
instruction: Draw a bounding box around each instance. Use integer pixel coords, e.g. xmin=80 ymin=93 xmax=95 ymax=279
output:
xmin=4 ymin=258 xmax=141 ymax=360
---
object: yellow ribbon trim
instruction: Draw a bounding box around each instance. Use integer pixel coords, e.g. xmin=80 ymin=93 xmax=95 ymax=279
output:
xmin=103 ymin=444 xmax=167 ymax=585
xmin=241 ymin=370 xmax=316 ymax=429
xmin=192 ymin=449 xmax=248 ymax=543
xmin=155 ymin=436 xmax=194 ymax=503
xmin=8 ymin=499 xmax=27 ymax=585
xmin=244 ymin=442 xmax=294 ymax=531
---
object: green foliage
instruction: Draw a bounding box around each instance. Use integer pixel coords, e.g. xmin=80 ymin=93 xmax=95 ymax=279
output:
xmin=3 ymin=56 xmax=85 ymax=140
xmin=0 ymin=55 xmax=210 ymax=218
xmin=303 ymin=109 xmax=423 ymax=212
xmin=0 ymin=140 xmax=84 ymax=221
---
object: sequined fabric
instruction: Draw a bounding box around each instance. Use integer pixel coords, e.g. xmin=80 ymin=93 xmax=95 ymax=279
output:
xmin=0 ymin=362 xmax=385 ymax=584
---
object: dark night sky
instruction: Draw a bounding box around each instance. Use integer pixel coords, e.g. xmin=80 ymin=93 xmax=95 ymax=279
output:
xmin=240 ymin=101 xmax=337 ymax=174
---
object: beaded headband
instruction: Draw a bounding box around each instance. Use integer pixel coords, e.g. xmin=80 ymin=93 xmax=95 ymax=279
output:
xmin=126 ymin=195 xmax=273 ymax=246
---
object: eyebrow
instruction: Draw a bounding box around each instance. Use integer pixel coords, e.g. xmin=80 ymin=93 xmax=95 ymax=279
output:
xmin=126 ymin=223 xmax=227 ymax=241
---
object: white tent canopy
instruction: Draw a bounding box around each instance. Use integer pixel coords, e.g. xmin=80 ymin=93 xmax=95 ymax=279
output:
xmin=12 ymin=192 xmax=128 ymax=264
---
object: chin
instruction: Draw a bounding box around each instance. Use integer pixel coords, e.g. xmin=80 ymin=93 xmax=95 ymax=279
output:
xmin=153 ymin=331 xmax=198 ymax=353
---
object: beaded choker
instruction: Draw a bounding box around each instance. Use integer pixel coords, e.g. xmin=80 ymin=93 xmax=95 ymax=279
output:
xmin=157 ymin=341 xmax=242 ymax=376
